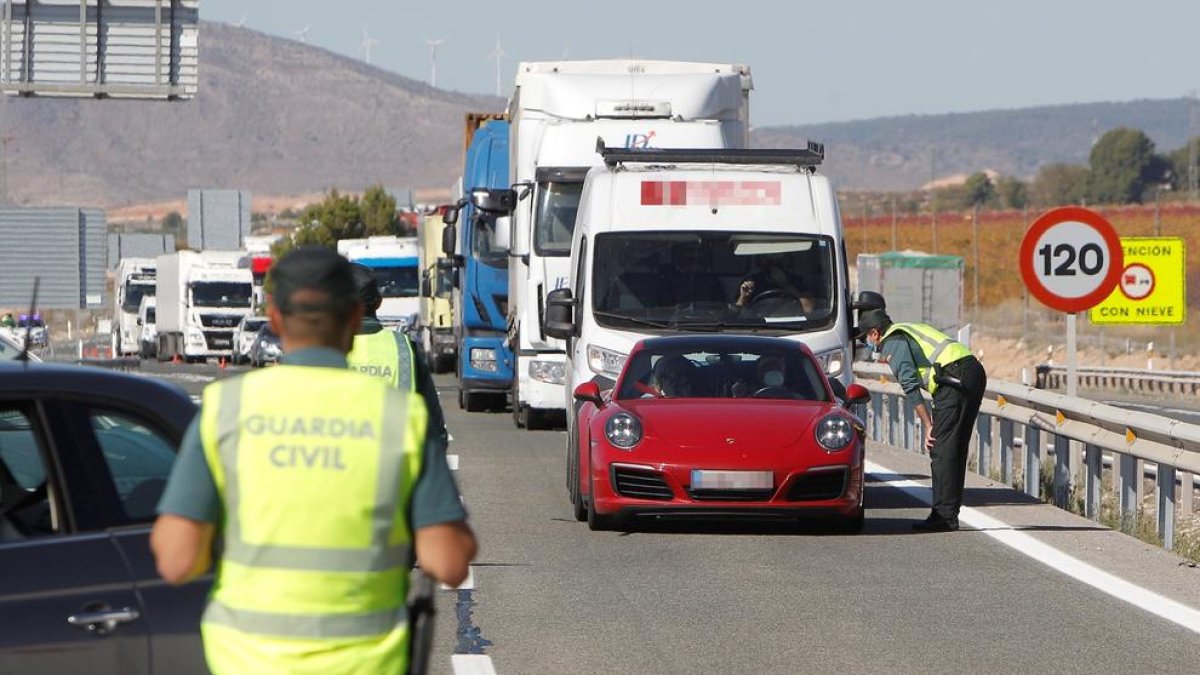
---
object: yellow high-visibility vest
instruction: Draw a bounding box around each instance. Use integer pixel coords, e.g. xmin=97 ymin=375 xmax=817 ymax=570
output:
xmin=348 ymin=329 xmax=416 ymax=391
xmin=198 ymin=365 xmax=426 ymax=675
xmin=883 ymin=322 xmax=972 ymax=395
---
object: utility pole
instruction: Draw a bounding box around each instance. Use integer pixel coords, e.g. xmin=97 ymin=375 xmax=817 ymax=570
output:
xmin=1190 ymin=92 xmax=1198 ymax=201
xmin=972 ymin=204 xmax=980 ymax=321
xmin=891 ymin=196 xmax=898 ymax=251
xmin=930 ymin=148 xmax=938 ymax=253
xmin=0 ymin=134 xmax=14 ymax=205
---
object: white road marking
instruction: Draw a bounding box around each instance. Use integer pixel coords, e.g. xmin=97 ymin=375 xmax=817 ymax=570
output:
xmin=447 ymin=454 xmax=460 ymax=471
xmin=451 ymin=654 xmax=497 ymax=675
xmin=866 ymin=459 xmax=1200 ymax=635
xmin=441 ymin=566 xmax=475 ymax=591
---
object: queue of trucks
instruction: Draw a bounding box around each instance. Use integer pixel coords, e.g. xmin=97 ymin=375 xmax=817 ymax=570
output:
xmin=433 ymin=57 xmax=852 ymax=433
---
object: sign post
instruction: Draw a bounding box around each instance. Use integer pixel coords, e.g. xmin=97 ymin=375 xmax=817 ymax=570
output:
xmin=1019 ymin=207 xmax=1124 ymax=397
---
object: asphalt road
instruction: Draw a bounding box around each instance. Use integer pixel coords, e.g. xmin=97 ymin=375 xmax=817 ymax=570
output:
xmin=136 ymin=363 xmax=1200 ymax=673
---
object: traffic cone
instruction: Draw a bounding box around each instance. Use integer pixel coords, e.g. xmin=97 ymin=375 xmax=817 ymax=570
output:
xmin=219 ymin=356 xmax=227 ymax=370
xmin=172 ymin=353 xmax=181 ymax=365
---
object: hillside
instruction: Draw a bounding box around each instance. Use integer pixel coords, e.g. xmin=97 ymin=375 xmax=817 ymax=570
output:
xmin=0 ymin=22 xmax=1195 ymax=205
xmin=0 ymin=22 xmax=505 ymax=208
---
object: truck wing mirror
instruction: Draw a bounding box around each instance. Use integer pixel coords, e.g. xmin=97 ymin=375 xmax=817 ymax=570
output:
xmin=852 ymin=290 xmax=886 ymax=312
xmin=441 ymin=223 xmax=457 ymax=257
xmin=543 ymin=288 xmax=576 ymax=339
xmin=470 ymin=188 xmax=517 ymax=214
xmin=420 ymin=270 xmax=431 ymax=298
xmin=442 ymin=197 xmax=468 ymax=226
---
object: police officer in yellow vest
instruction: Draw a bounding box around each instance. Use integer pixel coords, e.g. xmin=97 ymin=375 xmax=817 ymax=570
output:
xmin=348 ymin=263 xmax=447 ymax=451
xmin=858 ymin=308 xmax=987 ymax=532
xmin=151 ymin=246 xmax=476 ymax=674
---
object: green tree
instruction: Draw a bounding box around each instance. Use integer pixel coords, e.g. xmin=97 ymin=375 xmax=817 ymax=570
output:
xmin=360 ymin=184 xmax=400 ymax=236
xmin=960 ymin=172 xmax=997 ymax=208
xmin=1167 ymin=136 xmax=1200 ymax=193
xmin=162 ymin=210 xmax=184 ymax=234
xmin=1032 ymin=163 xmax=1089 ymax=206
xmin=1086 ymin=127 xmax=1165 ymax=204
xmin=995 ymin=176 xmax=1029 ymax=209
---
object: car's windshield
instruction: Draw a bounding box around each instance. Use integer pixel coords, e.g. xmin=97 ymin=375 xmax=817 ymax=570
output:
xmin=242 ymin=318 xmax=266 ymax=332
xmin=616 ymin=344 xmax=831 ymax=402
xmin=145 ymin=307 xmax=157 ymax=324
xmin=592 ymin=232 xmax=837 ymax=333
xmin=534 ymin=181 xmax=583 ymax=256
xmin=122 ymin=281 xmax=156 ymax=313
xmin=368 ymin=266 xmax=419 ymax=298
xmin=471 ymin=212 xmax=508 ymax=268
xmin=191 ymin=281 xmax=252 ymax=308
xmin=0 ymin=335 xmax=21 ymax=360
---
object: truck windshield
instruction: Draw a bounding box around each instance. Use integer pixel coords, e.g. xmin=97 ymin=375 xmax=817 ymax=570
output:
xmin=471 ymin=214 xmax=508 ymax=268
xmin=533 ymin=181 xmax=583 ymax=256
xmin=146 ymin=307 xmax=157 ymax=324
xmin=191 ymin=282 xmax=253 ymax=308
xmin=122 ymin=282 xmax=156 ymax=313
xmin=591 ymin=232 xmax=837 ymax=333
xmin=371 ymin=267 xmax=419 ymax=298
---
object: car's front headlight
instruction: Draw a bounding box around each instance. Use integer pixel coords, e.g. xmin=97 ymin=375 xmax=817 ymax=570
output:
xmin=605 ymin=412 xmax=642 ymax=449
xmin=815 ymin=414 xmax=855 ymax=451
xmin=529 ymin=359 xmax=566 ymax=384
xmin=587 ymin=344 xmax=626 ymax=377
xmin=814 ymin=346 xmax=848 ymax=379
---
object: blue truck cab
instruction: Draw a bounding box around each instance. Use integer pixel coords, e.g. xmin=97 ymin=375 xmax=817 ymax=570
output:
xmin=452 ymin=120 xmax=514 ymax=411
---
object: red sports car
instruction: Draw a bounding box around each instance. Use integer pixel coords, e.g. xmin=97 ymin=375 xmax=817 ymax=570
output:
xmin=568 ymin=334 xmax=870 ymax=531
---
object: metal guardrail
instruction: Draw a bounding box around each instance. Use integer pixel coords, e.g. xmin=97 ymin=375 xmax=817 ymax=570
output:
xmin=1035 ymin=364 xmax=1200 ymax=396
xmin=854 ymin=361 xmax=1200 ymax=550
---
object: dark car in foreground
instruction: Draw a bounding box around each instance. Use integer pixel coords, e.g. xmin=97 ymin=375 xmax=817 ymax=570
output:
xmin=569 ymin=334 xmax=870 ymax=532
xmin=0 ymin=362 xmax=205 ymax=674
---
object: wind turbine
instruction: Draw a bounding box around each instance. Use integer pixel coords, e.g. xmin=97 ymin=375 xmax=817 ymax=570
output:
xmin=361 ymin=26 xmax=379 ymax=65
xmin=292 ymin=24 xmax=311 ymax=43
xmin=235 ymin=12 xmax=250 ymax=28
xmin=426 ymin=37 xmax=445 ymax=87
xmin=485 ymin=35 xmax=507 ymax=98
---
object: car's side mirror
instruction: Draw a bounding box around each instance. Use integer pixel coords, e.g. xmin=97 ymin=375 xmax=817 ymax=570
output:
xmin=843 ymin=382 xmax=871 ymax=407
xmin=137 ymin=318 xmax=143 ymax=326
xmin=573 ymin=381 xmax=603 ymax=407
xmin=543 ymin=288 xmax=576 ymax=339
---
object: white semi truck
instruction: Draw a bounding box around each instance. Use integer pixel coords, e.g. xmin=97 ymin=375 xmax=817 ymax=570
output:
xmin=155 ymin=250 xmax=255 ymax=362
xmin=503 ymin=59 xmax=753 ymax=429
xmin=337 ymin=236 xmax=421 ymax=329
xmin=112 ymin=258 xmax=157 ymax=356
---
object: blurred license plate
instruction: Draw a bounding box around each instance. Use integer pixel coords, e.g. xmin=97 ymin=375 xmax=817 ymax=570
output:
xmin=691 ymin=470 xmax=773 ymax=490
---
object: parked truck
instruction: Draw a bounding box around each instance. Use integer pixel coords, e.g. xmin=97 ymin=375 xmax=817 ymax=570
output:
xmin=337 ymin=236 xmax=421 ymax=329
xmin=501 ymin=59 xmax=753 ymax=429
xmin=442 ymin=117 xmax=515 ymax=411
xmin=417 ymin=211 xmax=456 ymax=374
xmin=112 ymin=258 xmax=157 ymax=357
xmin=155 ymin=250 xmax=255 ymax=362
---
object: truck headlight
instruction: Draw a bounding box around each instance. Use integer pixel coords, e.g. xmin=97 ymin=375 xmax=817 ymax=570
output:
xmin=587 ymin=344 xmax=627 ymax=378
xmin=470 ymin=347 xmax=498 ymax=372
xmin=186 ymin=329 xmax=206 ymax=346
xmin=815 ymin=415 xmax=854 ymax=451
xmin=604 ymin=413 xmax=642 ymax=449
xmin=529 ymin=360 xmax=565 ymax=384
xmin=814 ymin=346 xmax=848 ymax=379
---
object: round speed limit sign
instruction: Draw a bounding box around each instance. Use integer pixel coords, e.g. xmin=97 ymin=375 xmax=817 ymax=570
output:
xmin=1019 ymin=207 xmax=1124 ymax=313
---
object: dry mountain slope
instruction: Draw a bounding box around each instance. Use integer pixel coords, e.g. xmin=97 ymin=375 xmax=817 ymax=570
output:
xmin=0 ymin=22 xmax=504 ymax=207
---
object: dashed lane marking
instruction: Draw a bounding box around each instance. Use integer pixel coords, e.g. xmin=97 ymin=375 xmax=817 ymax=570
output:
xmin=440 ymin=567 xmax=475 ymax=591
xmin=451 ymin=654 xmax=497 ymax=675
xmin=866 ymin=459 xmax=1200 ymax=635
xmin=447 ymin=454 xmax=460 ymax=471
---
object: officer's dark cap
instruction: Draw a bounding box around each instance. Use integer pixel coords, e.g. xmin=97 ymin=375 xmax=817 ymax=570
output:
xmin=856 ymin=308 xmax=892 ymax=338
xmin=350 ymin=263 xmax=383 ymax=308
xmin=269 ymin=246 xmax=359 ymax=315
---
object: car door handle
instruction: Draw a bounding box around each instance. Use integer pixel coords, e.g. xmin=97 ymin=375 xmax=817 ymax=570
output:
xmin=67 ymin=607 xmax=141 ymax=636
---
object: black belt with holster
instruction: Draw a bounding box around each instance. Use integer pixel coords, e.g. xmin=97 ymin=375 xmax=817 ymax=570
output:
xmin=933 ymin=356 xmax=975 ymax=391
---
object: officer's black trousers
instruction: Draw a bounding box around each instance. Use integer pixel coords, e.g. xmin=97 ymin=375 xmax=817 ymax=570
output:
xmin=929 ymin=356 xmax=987 ymax=520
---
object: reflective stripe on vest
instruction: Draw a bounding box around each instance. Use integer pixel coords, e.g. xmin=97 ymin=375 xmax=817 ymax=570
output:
xmin=348 ymin=329 xmax=416 ymax=391
xmin=198 ymin=366 xmax=426 ymax=648
xmin=883 ymin=322 xmax=973 ymax=394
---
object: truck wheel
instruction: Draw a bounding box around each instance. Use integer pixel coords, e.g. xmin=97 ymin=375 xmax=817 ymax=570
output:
xmin=511 ymin=376 xmax=526 ymax=428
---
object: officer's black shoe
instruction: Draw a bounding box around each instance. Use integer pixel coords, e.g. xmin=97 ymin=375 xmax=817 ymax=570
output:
xmin=912 ymin=514 xmax=959 ymax=532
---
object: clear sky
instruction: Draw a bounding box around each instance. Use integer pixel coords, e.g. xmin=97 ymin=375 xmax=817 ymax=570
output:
xmin=204 ymin=0 xmax=1200 ymax=127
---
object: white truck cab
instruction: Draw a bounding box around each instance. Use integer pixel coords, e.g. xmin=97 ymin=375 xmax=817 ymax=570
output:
xmin=544 ymin=144 xmax=853 ymax=416
xmin=505 ymin=59 xmax=753 ymax=429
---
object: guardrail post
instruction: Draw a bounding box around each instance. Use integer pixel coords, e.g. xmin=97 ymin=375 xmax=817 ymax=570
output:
xmin=1182 ymin=472 xmax=1194 ymax=516
xmin=1085 ymin=444 xmax=1102 ymax=520
xmin=887 ymin=394 xmax=900 ymax=447
xmin=870 ymin=394 xmax=884 ymax=443
xmin=999 ymin=419 xmax=1014 ymax=486
xmin=1119 ymin=453 xmax=1137 ymax=526
xmin=976 ymin=414 xmax=992 ymax=479
xmin=1157 ymin=465 xmax=1175 ymax=549
xmin=903 ymin=400 xmax=916 ymax=452
xmin=1053 ymin=433 xmax=1070 ymax=509
xmin=1024 ymin=426 xmax=1041 ymax=499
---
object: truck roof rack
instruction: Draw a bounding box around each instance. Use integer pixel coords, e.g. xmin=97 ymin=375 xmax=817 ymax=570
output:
xmin=596 ymin=138 xmax=824 ymax=169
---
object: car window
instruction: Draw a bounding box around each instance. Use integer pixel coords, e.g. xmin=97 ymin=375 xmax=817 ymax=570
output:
xmin=617 ymin=347 xmax=831 ymax=402
xmin=89 ymin=410 xmax=178 ymax=522
xmin=0 ymin=406 xmax=57 ymax=538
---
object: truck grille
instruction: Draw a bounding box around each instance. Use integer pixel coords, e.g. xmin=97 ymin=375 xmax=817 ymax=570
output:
xmin=200 ymin=315 xmax=242 ymax=329
xmin=204 ymin=331 xmax=234 ymax=350
xmin=784 ymin=469 xmax=848 ymax=502
xmin=611 ymin=467 xmax=673 ymax=501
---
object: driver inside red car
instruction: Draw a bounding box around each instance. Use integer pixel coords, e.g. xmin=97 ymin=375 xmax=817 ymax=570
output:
xmin=645 ymin=354 xmax=697 ymax=398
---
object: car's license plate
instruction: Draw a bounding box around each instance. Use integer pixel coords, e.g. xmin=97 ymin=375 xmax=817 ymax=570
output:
xmin=691 ymin=470 xmax=773 ymax=490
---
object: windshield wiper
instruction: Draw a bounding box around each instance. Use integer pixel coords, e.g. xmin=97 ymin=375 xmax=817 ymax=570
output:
xmin=592 ymin=311 xmax=671 ymax=329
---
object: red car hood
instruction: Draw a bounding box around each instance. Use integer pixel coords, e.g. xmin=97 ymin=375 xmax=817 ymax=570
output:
xmin=619 ymin=399 xmax=834 ymax=449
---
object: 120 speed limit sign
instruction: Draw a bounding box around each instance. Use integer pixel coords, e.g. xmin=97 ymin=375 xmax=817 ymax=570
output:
xmin=1019 ymin=207 xmax=1124 ymax=313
